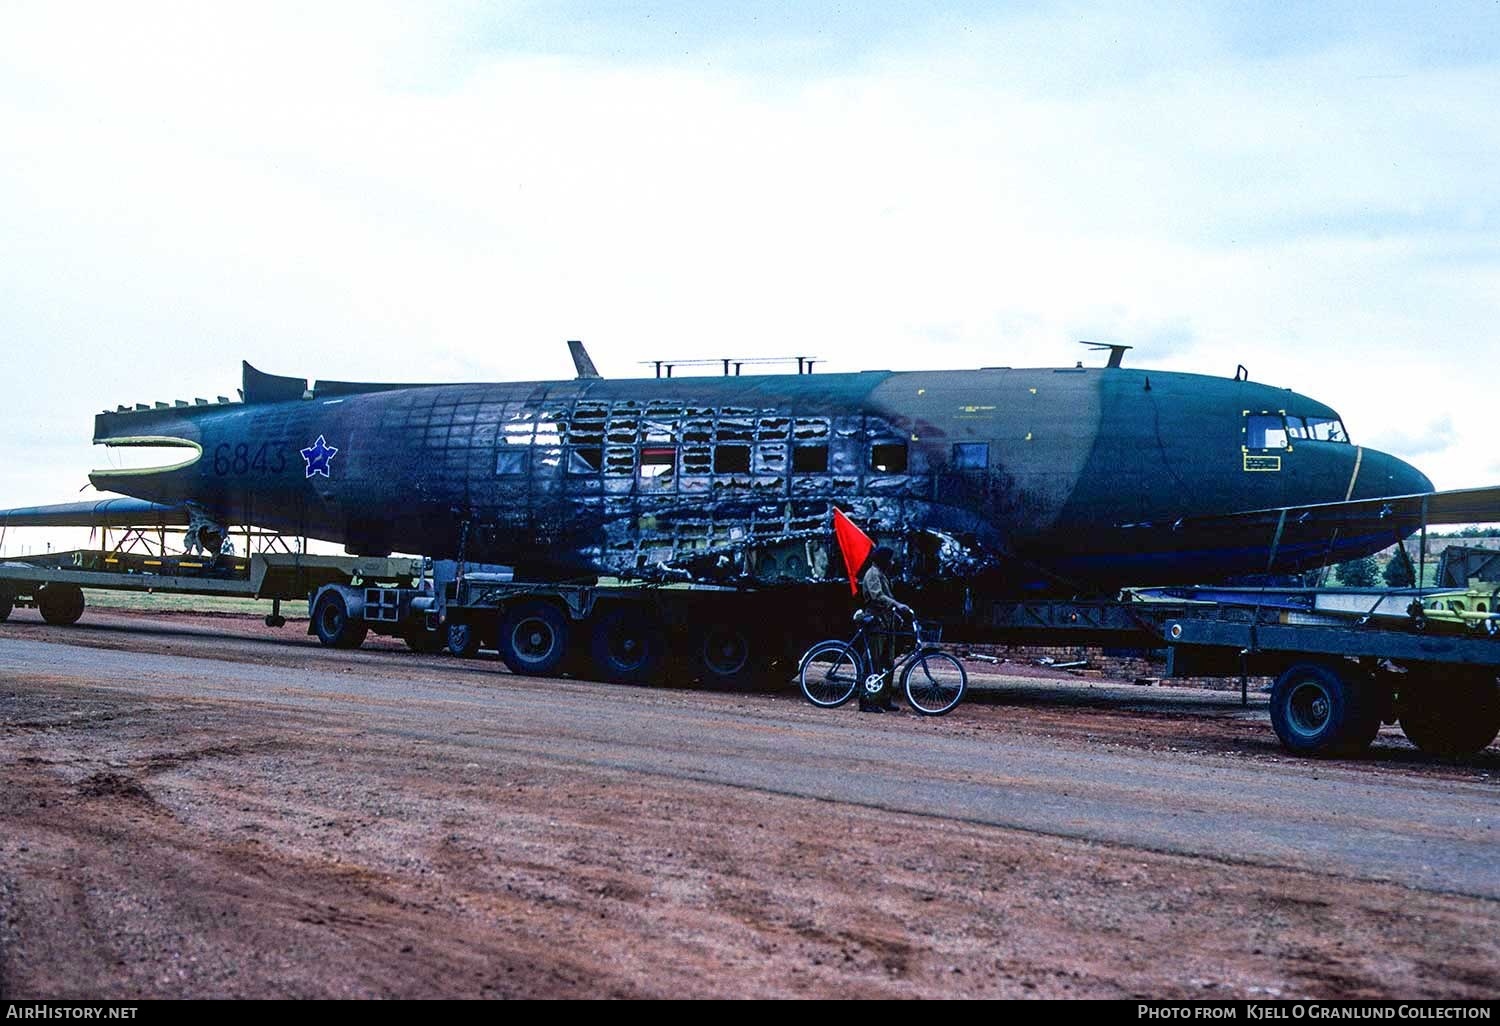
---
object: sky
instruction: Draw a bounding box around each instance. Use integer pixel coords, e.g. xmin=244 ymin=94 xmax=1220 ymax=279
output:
xmin=1 ymin=1 xmax=1498 ymax=554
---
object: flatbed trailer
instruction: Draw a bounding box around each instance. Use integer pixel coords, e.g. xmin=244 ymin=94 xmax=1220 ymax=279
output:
xmin=430 ymin=571 xmax=856 ymax=687
xmin=6 ymin=545 xmax=1498 ymax=761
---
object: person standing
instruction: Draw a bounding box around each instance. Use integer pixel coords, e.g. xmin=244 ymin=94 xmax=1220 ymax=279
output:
xmin=857 ymin=546 xmax=913 ymax=713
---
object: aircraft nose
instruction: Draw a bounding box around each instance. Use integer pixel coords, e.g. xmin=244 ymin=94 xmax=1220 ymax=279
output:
xmin=1355 ymin=448 xmax=1434 ymax=499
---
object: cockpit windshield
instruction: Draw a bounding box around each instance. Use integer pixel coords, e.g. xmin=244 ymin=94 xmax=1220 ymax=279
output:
xmin=1246 ymin=412 xmax=1351 ymax=450
xmin=1285 ymin=416 xmax=1349 ymax=443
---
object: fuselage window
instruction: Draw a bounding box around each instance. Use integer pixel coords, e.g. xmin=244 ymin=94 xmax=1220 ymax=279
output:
xmin=793 ymin=444 xmax=829 ymax=473
xmin=495 ymin=448 xmax=527 ymax=475
xmin=871 ymin=442 xmax=908 ymax=474
xmin=1245 ymin=414 xmax=1289 ymax=451
xmin=715 ymin=445 xmax=752 ymax=474
xmin=952 ymin=442 xmax=989 ymax=470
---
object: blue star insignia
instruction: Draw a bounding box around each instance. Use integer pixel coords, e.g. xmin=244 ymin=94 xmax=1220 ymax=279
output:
xmin=300 ymin=435 xmax=339 ymax=478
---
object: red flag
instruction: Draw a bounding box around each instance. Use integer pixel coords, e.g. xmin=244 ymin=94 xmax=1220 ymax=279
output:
xmin=832 ymin=507 xmax=874 ymax=596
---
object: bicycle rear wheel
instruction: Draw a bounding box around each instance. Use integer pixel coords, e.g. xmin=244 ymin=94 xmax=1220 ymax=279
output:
xmin=799 ymin=640 xmax=863 ymax=708
xmin=902 ymin=651 xmax=967 ymax=716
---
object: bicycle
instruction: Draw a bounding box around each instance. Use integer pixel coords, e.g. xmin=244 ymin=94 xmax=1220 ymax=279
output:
xmin=798 ymin=612 xmax=968 ymax=716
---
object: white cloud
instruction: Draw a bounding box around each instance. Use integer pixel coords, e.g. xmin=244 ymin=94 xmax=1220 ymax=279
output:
xmin=1367 ymin=415 xmax=1459 ymax=460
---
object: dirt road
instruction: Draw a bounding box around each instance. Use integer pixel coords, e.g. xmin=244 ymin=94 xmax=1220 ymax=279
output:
xmin=1 ymin=610 xmax=1497 ymax=999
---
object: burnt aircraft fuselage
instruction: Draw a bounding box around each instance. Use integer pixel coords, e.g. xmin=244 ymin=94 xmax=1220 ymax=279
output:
xmin=89 ymin=363 xmax=1433 ymax=592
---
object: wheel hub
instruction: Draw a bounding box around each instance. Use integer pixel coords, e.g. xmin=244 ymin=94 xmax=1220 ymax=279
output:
xmin=517 ymin=621 xmax=554 ymax=657
xmin=703 ymin=628 xmax=749 ymax=676
xmin=608 ymin=628 xmax=646 ymax=669
xmin=1288 ymin=681 xmax=1333 ymax=736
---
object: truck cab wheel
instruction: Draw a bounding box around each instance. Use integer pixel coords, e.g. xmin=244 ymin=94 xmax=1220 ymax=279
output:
xmin=312 ymin=590 xmax=368 ymax=649
xmin=1269 ymin=661 xmax=1381 ymax=757
xmin=403 ymin=625 xmax=446 ymax=654
xmin=498 ymin=601 xmax=570 ymax=676
xmin=1399 ymin=668 xmax=1500 ymax=759
xmin=447 ymin=621 xmax=483 ymax=658
xmin=37 ymin=583 xmax=85 ymax=626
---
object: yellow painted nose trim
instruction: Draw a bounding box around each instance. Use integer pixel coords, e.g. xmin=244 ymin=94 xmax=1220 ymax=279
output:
xmin=1343 ymin=446 xmax=1364 ymax=501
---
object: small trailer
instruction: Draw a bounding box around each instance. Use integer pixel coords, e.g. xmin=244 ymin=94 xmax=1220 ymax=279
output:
xmin=1161 ymin=599 xmax=1500 ymax=758
xmin=0 ymin=547 xmax=430 ymax=641
xmin=970 ymin=583 xmax=1500 ymax=759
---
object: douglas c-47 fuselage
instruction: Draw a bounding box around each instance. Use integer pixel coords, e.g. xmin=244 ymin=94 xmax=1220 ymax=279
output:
xmin=84 ymin=360 xmax=1432 ymax=593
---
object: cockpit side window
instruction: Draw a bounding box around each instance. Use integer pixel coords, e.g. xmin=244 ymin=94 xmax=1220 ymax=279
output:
xmin=1288 ymin=416 xmax=1349 ymax=443
xmin=1245 ymin=413 xmax=1289 ymax=451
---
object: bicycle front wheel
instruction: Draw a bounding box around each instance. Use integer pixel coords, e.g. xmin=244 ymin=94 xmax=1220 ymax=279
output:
xmin=799 ymin=640 xmax=863 ymax=708
xmin=902 ymin=651 xmax=967 ymax=716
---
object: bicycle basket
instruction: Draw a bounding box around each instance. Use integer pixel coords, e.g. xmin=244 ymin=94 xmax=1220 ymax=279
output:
xmin=916 ymin=623 xmax=943 ymax=644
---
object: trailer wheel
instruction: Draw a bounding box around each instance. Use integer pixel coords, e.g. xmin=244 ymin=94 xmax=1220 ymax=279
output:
xmin=498 ymin=601 xmax=569 ymax=676
xmin=698 ymin=624 xmax=753 ymax=685
xmin=312 ymin=590 xmax=368 ymax=649
xmin=1399 ymin=668 xmax=1500 ymax=759
xmin=1269 ymin=662 xmax=1381 ymax=757
xmin=447 ymin=621 xmax=483 ymax=659
xmin=589 ymin=609 xmax=665 ymax=684
xmin=36 ymin=583 xmax=85 ymax=626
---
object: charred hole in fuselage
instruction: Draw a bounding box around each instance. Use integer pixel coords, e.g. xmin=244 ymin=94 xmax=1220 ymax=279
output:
xmin=871 ymin=442 xmax=908 ymax=473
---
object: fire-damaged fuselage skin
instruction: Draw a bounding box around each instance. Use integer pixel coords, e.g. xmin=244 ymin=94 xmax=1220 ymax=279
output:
xmin=85 ymin=361 xmax=1432 ymax=593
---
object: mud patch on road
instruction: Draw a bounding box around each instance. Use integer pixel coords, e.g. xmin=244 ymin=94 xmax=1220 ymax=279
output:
xmin=75 ymin=772 xmax=158 ymax=807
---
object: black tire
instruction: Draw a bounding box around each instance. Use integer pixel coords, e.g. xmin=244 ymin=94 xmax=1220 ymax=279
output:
xmin=498 ymin=601 xmax=570 ymax=676
xmin=0 ymin=589 xmax=13 ymax=623
xmin=698 ymin=624 xmax=754 ymax=686
xmin=447 ymin=621 xmax=483 ymax=658
xmin=36 ymin=583 xmax=85 ymax=626
xmin=798 ymin=640 xmax=862 ymax=708
xmin=1269 ymin=661 xmax=1381 ymax=757
xmin=589 ymin=609 xmax=665 ymax=684
xmin=312 ymin=590 xmax=368 ymax=649
xmin=1399 ymin=668 xmax=1500 ymax=759
xmin=403 ymin=624 xmax=446 ymax=654
xmin=902 ymin=651 xmax=968 ymax=716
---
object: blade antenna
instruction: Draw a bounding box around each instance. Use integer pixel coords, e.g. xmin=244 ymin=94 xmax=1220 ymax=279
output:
xmin=568 ymin=340 xmax=602 ymax=380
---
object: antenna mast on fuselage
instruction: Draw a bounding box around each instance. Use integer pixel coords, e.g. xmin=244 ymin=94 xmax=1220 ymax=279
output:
xmin=1077 ymin=340 xmax=1133 ymax=368
xmin=639 ymin=356 xmax=822 ymax=378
